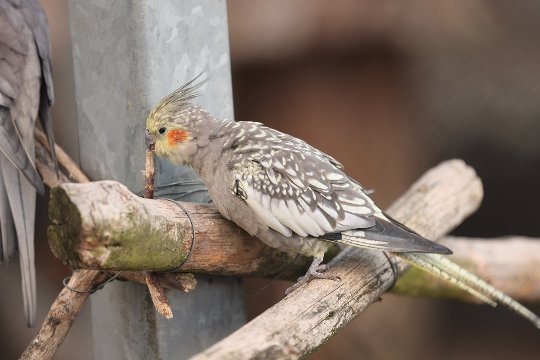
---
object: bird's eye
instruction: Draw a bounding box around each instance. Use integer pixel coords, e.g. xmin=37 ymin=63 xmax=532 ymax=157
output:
xmin=159 ymin=127 xmax=166 ymax=134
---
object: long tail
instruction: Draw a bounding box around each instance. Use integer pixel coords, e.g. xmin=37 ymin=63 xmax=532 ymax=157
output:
xmin=396 ymin=252 xmax=540 ymax=329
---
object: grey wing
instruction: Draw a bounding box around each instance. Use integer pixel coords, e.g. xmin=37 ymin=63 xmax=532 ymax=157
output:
xmin=0 ymin=1 xmax=44 ymax=192
xmin=0 ymin=107 xmax=43 ymax=192
xmin=0 ymin=108 xmax=40 ymax=325
xmin=230 ymin=143 xmax=451 ymax=255
xmin=0 ymin=0 xmax=48 ymax=327
xmin=229 ymin=150 xmax=376 ymax=238
xmin=0 ymin=168 xmax=16 ymax=261
xmin=0 ymin=157 xmax=37 ymax=326
xmin=19 ymin=0 xmax=57 ymax=171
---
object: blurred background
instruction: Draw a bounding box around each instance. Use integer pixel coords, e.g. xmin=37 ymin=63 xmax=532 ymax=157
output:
xmin=1 ymin=0 xmax=540 ymax=358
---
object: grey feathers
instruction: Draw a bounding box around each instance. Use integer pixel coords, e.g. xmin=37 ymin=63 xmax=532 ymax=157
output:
xmin=222 ymin=120 xmax=450 ymax=254
xmin=0 ymin=106 xmax=43 ymax=192
xmin=224 ymin=121 xmax=374 ymax=236
xmin=0 ymin=0 xmax=55 ymax=327
xmin=339 ymin=216 xmax=452 ymax=254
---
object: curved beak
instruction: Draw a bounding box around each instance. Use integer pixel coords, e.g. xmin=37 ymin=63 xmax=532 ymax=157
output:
xmin=145 ymin=131 xmax=155 ymax=150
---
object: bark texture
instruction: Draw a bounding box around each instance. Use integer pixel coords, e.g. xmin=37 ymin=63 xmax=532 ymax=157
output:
xmin=48 ymin=181 xmax=315 ymax=278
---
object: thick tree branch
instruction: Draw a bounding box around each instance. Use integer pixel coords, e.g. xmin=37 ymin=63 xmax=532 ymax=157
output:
xmin=189 ymin=159 xmax=484 ymax=360
xmin=48 ymin=181 xmax=315 ymax=279
xmin=143 ymin=145 xmax=174 ymax=319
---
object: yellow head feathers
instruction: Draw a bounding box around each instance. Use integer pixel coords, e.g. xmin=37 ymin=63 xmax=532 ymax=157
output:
xmin=145 ymin=73 xmax=207 ymax=163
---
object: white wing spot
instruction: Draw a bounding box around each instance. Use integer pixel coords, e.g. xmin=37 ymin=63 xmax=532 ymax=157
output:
xmin=286 ymin=168 xmax=297 ymax=177
xmin=341 ymin=204 xmax=371 ymax=215
xmin=308 ymin=178 xmax=328 ymax=190
xmin=326 ymin=172 xmax=344 ymax=181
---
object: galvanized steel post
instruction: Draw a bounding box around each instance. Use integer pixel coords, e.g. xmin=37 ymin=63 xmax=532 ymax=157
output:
xmin=69 ymin=1 xmax=245 ymax=358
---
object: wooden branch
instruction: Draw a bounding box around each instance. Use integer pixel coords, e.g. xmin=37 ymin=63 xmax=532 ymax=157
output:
xmin=20 ymin=270 xmax=108 ymax=360
xmin=48 ymin=181 xmax=316 ymax=279
xmin=145 ymin=271 xmax=173 ymax=319
xmin=34 ymin=128 xmax=89 ymax=183
xmin=143 ymin=145 xmax=174 ymax=319
xmin=35 ymin=136 xmax=71 ymax=186
xmin=189 ymin=159 xmax=483 ymax=360
xmin=393 ymin=236 xmax=540 ymax=303
xmin=119 ymin=272 xmax=197 ymax=292
xmin=144 ymin=147 xmax=155 ymax=199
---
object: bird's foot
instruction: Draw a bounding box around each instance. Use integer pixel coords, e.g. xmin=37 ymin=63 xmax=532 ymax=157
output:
xmin=285 ymin=256 xmax=340 ymax=295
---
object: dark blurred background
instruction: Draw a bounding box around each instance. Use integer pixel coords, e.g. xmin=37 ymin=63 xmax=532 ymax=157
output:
xmin=1 ymin=0 xmax=540 ymax=358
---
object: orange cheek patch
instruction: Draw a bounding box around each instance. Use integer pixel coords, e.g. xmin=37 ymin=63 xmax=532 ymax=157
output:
xmin=167 ymin=129 xmax=189 ymax=146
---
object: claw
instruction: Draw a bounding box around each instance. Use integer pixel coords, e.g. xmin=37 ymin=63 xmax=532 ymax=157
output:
xmin=285 ymin=255 xmax=340 ymax=295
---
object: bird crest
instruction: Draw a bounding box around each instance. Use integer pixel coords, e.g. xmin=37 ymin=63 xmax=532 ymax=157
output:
xmin=148 ymin=72 xmax=207 ymax=122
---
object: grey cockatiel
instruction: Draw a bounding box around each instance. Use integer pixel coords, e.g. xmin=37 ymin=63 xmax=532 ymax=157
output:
xmin=0 ymin=0 xmax=56 ymax=327
xmin=146 ymin=77 xmax=540 ymax=328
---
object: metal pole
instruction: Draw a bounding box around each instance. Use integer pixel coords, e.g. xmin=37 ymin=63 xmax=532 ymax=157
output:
xmin=69 ymin=1 xmax=245 ymax=358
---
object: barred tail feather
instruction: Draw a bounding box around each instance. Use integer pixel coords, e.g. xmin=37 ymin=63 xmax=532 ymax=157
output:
xmin=397 ymin=253 xmax=540 ymax=328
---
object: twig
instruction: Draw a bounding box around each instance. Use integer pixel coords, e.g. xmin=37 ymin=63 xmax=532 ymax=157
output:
xmin=34 ymin=128 xmax=89 ymax=183
xmin=145 ymin=272 xmax=174 ymax=319
xmin=120 ymin=271 xmax=197 ymax=292
xmin=143 ymin=145 xmax=173 ymax=318
xmin=144 ymin=146 xmax=155 ymax=199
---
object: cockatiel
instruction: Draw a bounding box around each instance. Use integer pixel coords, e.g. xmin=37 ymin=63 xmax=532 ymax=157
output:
xmin=0 ymin=0 xmax=56 ymax=327
xmin=145 ymin=77 xmax=540 ymax=328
